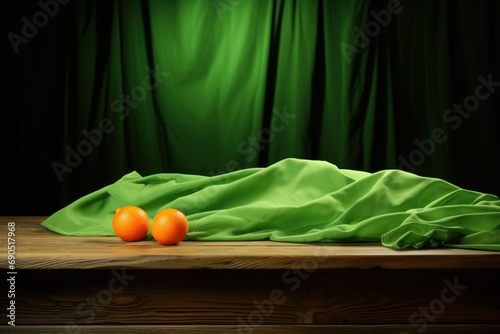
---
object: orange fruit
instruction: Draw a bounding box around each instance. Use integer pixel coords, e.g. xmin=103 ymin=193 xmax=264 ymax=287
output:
xmin=151 ymin=208 xmax=189 ymax=245
xmin=112 ymin=206 xmax=149 ymax=242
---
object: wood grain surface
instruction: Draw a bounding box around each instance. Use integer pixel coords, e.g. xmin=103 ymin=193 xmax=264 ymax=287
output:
xmin=3 ymin=325 xmax=500 ymax=334
xmin=1 ymin=217 xmax=500 ymax=270
xmin=10 ymin=269 xmax=500 ymax=326
xmin=1 ymin=217 xmax=499 ymax=333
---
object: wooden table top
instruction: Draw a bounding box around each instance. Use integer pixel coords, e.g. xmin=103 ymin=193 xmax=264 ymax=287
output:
xmin=2 ymin=216 xmax=500 ymax=270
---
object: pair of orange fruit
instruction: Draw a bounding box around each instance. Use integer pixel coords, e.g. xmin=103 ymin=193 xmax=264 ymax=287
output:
xmin=112 ymin=206 xmax=188 ymax=245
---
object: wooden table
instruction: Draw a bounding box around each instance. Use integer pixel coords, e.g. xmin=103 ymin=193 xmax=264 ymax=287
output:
xmin=1 ymin=217 xmax=500 ymax=333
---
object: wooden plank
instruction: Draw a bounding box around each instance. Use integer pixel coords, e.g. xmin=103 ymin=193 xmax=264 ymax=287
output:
xmin=3 ymin=217 xmax=499 ymax=331
xmin=12 ymin=269 xmax=500 ymax=326
xmin=2 ymin=324 xmax=500 ymax=334
xmin=1 ymin=217 xmax=500 ymax=270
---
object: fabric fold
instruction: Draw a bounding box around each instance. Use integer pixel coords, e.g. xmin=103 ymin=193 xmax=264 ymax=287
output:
xmin=42 ymin=158 xmax=500 ymax=251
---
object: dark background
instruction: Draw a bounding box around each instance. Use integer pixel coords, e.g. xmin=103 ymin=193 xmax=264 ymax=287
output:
xmin=3 ymin=0 xmax=500 ymax=216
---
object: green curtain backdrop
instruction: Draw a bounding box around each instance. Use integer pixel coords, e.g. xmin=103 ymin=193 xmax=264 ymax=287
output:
xmin=3 ymin=0 xmax=500 ymax=215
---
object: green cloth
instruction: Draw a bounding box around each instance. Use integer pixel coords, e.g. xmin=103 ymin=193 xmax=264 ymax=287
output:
xmin=42 ymin=159 xmax=500 ymax=251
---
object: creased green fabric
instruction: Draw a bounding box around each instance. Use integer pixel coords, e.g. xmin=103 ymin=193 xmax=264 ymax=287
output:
xmin=42 ymin=159 xmax=500 ymax=251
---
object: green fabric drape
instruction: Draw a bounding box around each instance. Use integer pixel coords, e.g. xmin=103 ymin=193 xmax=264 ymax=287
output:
xmin=3 ymin=0 xmax=499 ymax=216
xmin=42 ymin=158 xmax=500 ymax=250
xmin=63 ymin=0 xmax=399 ymax=176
